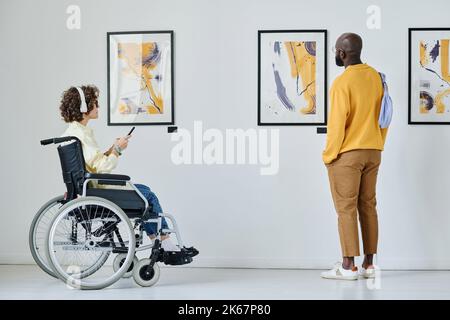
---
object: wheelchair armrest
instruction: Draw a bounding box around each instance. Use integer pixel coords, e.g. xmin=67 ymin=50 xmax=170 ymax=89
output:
xmin=97 ymin=180 xmax=127 ymax=186
xmin=84 ymin=173 xmax=131 ymax=181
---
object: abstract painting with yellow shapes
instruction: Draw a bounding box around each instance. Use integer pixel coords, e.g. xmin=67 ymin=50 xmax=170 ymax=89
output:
xmin=409 ymin=28 xmax=450 ymax=124
xmin=108 ymin=31 xmax=174 ymax=125
xmin=258 ymin=30 xmax=327 ymax=125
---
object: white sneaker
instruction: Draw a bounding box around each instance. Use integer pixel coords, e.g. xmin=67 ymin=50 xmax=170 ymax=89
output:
xmin=359 ymin=265 xmax=380 ymax=279
xmin=321 ymin=262 xmax=359 ymax=280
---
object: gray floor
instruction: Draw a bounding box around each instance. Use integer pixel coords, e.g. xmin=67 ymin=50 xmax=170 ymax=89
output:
xmin=1 ymin=265 xmax=450 ymax=299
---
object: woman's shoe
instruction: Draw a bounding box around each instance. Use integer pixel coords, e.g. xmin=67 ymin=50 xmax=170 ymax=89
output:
xmin=183 ymin=246 xmax=199 ymax=257
xmin=161 ymin=248 xmax=193 ymax=265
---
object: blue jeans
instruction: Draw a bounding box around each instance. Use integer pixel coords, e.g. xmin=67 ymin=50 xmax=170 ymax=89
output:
xmin=134 ymin=183 xmax=169 ymax=236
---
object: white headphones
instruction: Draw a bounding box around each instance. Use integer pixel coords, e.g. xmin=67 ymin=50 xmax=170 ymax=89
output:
xmin=75 ymin=87 xmax=88 ymax=113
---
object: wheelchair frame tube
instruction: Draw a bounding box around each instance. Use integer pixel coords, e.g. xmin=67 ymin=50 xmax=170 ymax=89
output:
xmin=82 ymin=179 xmax=185 ymax=248
xmin=160 ymin=213 xmax=185 ymax=248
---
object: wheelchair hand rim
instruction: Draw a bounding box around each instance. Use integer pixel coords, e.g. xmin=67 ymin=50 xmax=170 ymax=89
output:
xmin=47 ymin=196 xmax=136 ymax=289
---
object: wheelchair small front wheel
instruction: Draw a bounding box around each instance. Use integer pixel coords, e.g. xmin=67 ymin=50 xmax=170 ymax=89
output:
xmin=133 ymin=259 xmax=160 ymax=287
xmin=113 ymin=254 xmax=138 ymax=278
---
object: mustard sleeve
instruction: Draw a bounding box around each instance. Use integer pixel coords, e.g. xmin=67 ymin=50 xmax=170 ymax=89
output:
xmin=381 ymin=127 xmax=389 ymax=147
xmin=322 ymin=83 xmax=350 ymax=164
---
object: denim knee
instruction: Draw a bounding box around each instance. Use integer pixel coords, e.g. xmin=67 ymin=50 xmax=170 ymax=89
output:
xmin=134 ymin=183 xmax=150 ymax=198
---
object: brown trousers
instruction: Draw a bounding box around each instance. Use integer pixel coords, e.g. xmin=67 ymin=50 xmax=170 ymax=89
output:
xmin=326 ymin=149 xmax=381 ymax=257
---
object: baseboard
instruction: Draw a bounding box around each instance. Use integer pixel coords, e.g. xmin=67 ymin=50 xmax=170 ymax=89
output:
xmin=0 ymin=253 xmax=34 ymax=265
xmin=2 ymin=253 xmax=450 ymax=270
xmin=180 ymin=257 xmax=450 ymax=270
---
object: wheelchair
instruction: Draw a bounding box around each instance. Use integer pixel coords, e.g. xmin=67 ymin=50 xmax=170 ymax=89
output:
xmin=29 ymin=136 xmax=198 ymax=290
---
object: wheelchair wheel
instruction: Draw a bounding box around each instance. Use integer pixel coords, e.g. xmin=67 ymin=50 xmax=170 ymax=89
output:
xmin=113 ymin=254 xmax=138 ymax=278
xmin=29 ymin=195 xmax=64 ymax=278
xmin=47 ymin=196 xmax=136 ymax=290
xmin=132 ymin=258 xmax=160 ymax=287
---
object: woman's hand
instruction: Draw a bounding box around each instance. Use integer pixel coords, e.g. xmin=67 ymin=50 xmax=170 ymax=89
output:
xmin=115 ymin=135 xmax=130 ymax=150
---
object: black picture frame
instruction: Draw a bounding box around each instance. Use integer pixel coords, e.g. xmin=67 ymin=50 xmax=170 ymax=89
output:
xmin=258 ymin=29 xmax=328 ymax=126
xmin=107 ymin=30 xmax=175 ymax=126
xmin=408 ymin=27 xmax=450 ymax=125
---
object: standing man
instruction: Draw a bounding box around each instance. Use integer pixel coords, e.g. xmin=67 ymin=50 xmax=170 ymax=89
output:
xmin=321 ymin=33 xmax=388 ymax=280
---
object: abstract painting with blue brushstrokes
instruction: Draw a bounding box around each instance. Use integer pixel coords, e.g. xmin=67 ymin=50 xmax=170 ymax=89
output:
xmin=258 ymin=30 xmax=327 ymax=125
xmin=409 ymin=28 xmax=450 ymax=124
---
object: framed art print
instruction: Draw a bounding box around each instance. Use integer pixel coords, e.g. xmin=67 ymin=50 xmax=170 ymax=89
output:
xmin=107 ymin=31 xmax=174 ymax=125
xmin=409 ymin=28 xmax=450 ymax=124
xmin=258 ymin=30 xmax=327 ymax=126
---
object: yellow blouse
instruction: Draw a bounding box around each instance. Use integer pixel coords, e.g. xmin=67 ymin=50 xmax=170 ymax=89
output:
xmin=61 ymin=121 xmax=118 ymax=173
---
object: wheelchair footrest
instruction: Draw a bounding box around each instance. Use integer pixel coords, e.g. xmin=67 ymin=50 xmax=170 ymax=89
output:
xmin=160 ymin=249 xmax=193 ymax=266
xmin=112 ymin=246 xmax=129 ymax=254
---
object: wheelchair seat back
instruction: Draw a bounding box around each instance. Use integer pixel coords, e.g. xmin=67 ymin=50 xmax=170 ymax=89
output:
xmin=57 ymin=139 xmax=86 ymax=200
xmin=56 ymin=137 xmax=147 ymax=217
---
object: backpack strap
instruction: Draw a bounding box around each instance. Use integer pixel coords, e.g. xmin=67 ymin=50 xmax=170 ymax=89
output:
xmin=378 ymin=72 xmax=388 ymax=93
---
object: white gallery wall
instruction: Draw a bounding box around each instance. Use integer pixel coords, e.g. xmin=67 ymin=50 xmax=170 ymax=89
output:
xmin=1 ymin=0 xmax=450 ymax=269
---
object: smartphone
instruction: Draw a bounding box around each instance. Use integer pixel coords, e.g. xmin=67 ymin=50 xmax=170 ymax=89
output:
xmin=127 ymin=126 xmax=135 ymax=136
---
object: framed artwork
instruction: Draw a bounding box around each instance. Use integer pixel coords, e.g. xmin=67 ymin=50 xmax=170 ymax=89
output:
xmin=258 ymin=30 xmax=327 ymax=126
xmin=409 ymin=28 xmax=450 ymax=124
xmin=107 ymin=31 xmax=174 ymax=125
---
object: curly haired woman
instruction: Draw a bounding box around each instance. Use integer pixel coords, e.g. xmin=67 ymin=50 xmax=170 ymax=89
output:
xmin=60 ymin=85 xmax=198 ymax=256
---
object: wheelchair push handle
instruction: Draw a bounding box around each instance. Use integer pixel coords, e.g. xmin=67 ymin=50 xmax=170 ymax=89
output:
xmin=40 ymin=136 xmax=81 ymax=146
